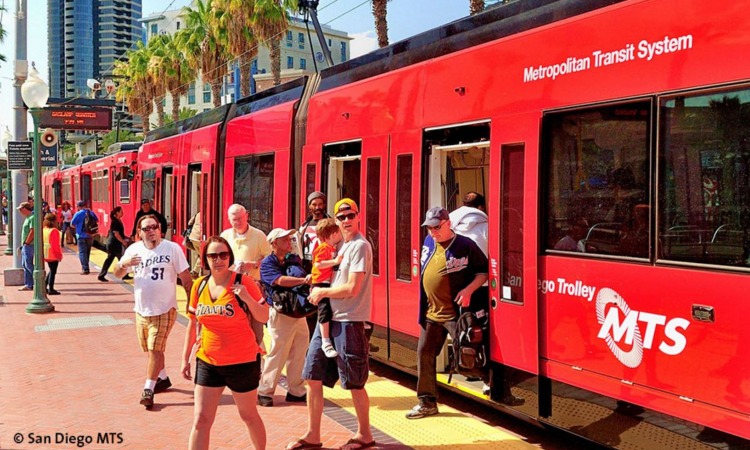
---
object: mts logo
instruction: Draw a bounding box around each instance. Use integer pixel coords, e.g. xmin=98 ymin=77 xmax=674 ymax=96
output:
xmin=596 ymin=288 xmax=689 ymax=368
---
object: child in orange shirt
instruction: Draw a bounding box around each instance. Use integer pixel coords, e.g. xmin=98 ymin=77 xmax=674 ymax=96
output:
xmin=312 ymin=218 xmax=343 ymax=358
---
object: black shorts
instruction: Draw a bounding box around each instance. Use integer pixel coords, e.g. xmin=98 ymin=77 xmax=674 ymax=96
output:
xmin=195 ymin=355 xmax=261 ymax=393
xmin=313 ymin=282 xmax=332 ymax=324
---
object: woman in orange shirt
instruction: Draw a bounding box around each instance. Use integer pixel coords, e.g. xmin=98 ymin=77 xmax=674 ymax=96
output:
xmin=181 ymin=236 xmax=269 ymax=450
xmin=43 ymin=213 xmax=63 ymax=295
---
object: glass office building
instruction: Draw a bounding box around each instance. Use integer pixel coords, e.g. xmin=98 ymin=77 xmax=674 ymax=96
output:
xmin=48 ymin=0 xmax=142 ymax=99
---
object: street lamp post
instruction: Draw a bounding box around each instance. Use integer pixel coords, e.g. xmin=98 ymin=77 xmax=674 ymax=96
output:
xmin=2 ymin=127 xmax=14 ymax=255
xmin=21 ymin=65 xmax=54 ymax=314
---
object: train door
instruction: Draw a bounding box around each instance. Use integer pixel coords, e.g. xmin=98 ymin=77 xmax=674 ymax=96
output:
xmin=423 ymin=122 xmax=491 ymax=374
xmin=386 ymin=130 xmax=422 ymax=369
xmin=186 ymin=164 xmax=202 ymax=269
xmin=361 ymin=136 xmax=390 ymax=361
xmin=322 ymin=140 xmax=362 ymax=210
xmin=52 ymin=179 xmax=62 ymax=208
xmin=162 ymin=167 xmax=174 ymax=240
xmin=81 ymin=173 xmax=92 ymax=206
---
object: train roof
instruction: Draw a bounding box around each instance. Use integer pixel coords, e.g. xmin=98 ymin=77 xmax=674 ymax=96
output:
xmin=234 ymin=77 xmax=307 ymax=117
xmin=318 ymin=0 xmax=625 ymax=92
xmin=143 ymin=104 xmax=234 ymax=143
xmin=104 ymin=141 xmax=142 ymax=155
xmin=74 ymin=154 xmax=104 ymax=165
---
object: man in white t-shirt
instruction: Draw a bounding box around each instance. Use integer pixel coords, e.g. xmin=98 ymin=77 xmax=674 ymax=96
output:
xmin=220 ymin=203 xmax=271 ymax=280
xmin=115 ymin=215 xmax=193 ymax=409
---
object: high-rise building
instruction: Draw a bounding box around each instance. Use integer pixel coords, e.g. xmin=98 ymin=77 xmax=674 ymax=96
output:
xmin=48 ymin=0 xmax=142 ymax=99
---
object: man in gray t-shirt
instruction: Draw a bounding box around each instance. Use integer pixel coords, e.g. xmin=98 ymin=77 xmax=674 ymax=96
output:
xmin=291 ymin=198 xmax=375 ymax=450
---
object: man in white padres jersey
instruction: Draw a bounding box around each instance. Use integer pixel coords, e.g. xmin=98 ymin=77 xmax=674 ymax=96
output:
xmin=115 ymin=215 xmax=193 ymax=409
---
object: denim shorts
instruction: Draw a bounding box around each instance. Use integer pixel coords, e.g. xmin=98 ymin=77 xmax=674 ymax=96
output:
xmin=195 ymin=354 xmax=261 ymax=393
xmin=302 ymin=321 xmax=369 ymax=390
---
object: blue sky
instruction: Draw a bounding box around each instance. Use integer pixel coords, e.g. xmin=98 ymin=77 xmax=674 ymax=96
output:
xmin=0 ymin=0 xmax=478 ymax=132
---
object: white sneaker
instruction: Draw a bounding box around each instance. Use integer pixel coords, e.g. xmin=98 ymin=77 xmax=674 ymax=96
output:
xmin=322 ymin=341 xmax=338 ymax=358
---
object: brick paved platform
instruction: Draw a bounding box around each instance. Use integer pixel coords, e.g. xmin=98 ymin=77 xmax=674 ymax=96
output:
xmin=0 ymin=236 xmax=371 ymax=450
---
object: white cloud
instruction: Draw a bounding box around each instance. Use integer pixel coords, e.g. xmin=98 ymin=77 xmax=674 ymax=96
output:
xmin=349 ymin=31 xmax=379 ymax=58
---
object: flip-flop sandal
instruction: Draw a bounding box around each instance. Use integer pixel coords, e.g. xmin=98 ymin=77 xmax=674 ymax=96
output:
xmin=286 ymin=438 xmax=323 ymax=450
xmin=339 ymin=438 xmax=377 ymax=450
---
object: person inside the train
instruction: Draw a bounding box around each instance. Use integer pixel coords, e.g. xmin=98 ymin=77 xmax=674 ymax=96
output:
xmin=220 ymin=204 xmax=271 ymax=281
xmin=408 ymin=206 xmax=488 ymax=419
xmin=449 ymin=191 xmax=488 ymax=257
xmin=554 ymin=217 xmax=589 ymax=252
xmin=131 ymin=199 xmax=168 ymax=239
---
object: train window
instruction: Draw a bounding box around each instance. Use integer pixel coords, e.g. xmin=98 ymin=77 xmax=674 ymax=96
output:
xmin=305 ymin=163 xmax=316 ymax=203
xmin=62 ymin=178 xmax=71 ymax=203
xmin=366 ymin=158 xmax=381 ymax=275
xmin=323 ymin=141 xmax=361 ymax=212
xmin=119 ymin=180 xmax=130 ymax=203
xmin=234 ymin=154 xmax=274 ymax=234
xmin=396 ymin=154 xmax=412 ymax=281
xmin=501 ymin=144 xmax=524 ymax=304
xmin=543 ymin=101 xmax=651 ymax=258
xmin=659 ymin=87 xmax=750 ymax=269
xmin=141 ymin=169 xmax=156 ymax=203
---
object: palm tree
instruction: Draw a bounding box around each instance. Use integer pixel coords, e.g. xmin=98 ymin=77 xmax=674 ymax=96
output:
xmin=178 ymin=0 xmax=230 ymax=108
xmin=0 ymin=5 xmax=6 ymax=63
xmin=148 ymin=34 xmax=196 ymax=123
xmin=252 ymin=0 xmax=297 ymax=87
xmin=114 ymin=43 xmax=156 ymax=133
xmin=470 ymin=0 xmax=485 ymax=15
xmin=372 ymin=0 xmax=389 ymax=48
xmin=215 ymin=0 xmax=258 ymax=98
xmin=146 ymin=38 xmax=168 ymax=129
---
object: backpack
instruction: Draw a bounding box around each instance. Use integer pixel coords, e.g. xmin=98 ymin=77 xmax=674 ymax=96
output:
xmin=450 ymin=309 xmax=489 ymax=378
xmin=83 ymin=210 xmax=98 ymax=235
xmin=262 ymin=254 xmax=317 ymax=318
xmin=197 ymin=273 xmax=265 ymax=347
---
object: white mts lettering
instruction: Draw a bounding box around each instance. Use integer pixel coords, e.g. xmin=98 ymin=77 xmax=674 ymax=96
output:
xmin=659 ymin=318 xmax=690 ymax=355
xmin=637 ymin=311 xmax=666 ymax=349
xmin=597 ymin=307 xmax=638 ymax=345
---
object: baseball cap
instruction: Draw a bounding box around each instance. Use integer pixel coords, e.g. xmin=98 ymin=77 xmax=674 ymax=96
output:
xmin=17 ymin=201 xmax=32 ymax=211
xmin=76 ymin=200 xmax=86 ymax=207
xmin=140 ymin=199 xmax=151 ymax=205
xmin=307 ymin=191 xmax=326 ymax=204
xmin=334 ymin=198 xmax=359 ymax=215
xmin=421 ymin=206 xmax=449 ymax=227
xmin=267 ymin=228 xmax=296 ymax=244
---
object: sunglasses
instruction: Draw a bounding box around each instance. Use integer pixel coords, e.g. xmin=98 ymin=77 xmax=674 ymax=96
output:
xmin=206 ymin=251 xmax=231 ymax=261
xmin=426 ymin=220 xmax=447 ymax=231
xmin=140 ymin=224 xmax=159 ymax=232
xmin=336 ymin=212 xmax=357 ymax=222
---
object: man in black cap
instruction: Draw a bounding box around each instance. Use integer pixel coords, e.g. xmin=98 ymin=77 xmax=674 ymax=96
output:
xmin=407 ymin=206 xmax=488 ymax=419
xmin=131 ymin=199 xmax=168 ymax=239
xmin=297 ymin=191 xmax=330 ymax=273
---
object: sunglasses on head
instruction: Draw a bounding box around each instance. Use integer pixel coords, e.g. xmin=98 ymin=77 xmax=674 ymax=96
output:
xmin=206 ymin=251 xmax=231 ymax=261
xmin=336 ymin=212 xmax=357 ymax=222
xmin=140 ymin=224 xmax=159 ymax=232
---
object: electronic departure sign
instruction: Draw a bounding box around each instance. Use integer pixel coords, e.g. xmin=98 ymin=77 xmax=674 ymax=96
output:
xmin=39 ymin=107 xmax=113 ymax=131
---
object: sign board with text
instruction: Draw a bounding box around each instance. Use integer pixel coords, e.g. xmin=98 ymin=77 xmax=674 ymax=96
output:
xmin=39 ymin=107 xmax=112 ymax=131
xmin=7 ymin=141 xmax=33 ymax=170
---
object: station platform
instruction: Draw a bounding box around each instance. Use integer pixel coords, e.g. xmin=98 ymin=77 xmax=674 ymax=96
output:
xmin=0 ymin=235 xmax=544 ymax=450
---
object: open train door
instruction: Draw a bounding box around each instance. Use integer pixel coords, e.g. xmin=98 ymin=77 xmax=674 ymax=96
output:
xmin=488 ymin=130 xmax=539 ymax=377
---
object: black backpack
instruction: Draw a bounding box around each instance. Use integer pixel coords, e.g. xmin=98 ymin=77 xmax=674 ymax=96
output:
xmin=197 ymin=273 xmax=265 ymax=346
xmin=450 ymin=309 xmax=489 ymax=378
xmin=83 ymin=209 xmax=98 ymax=234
